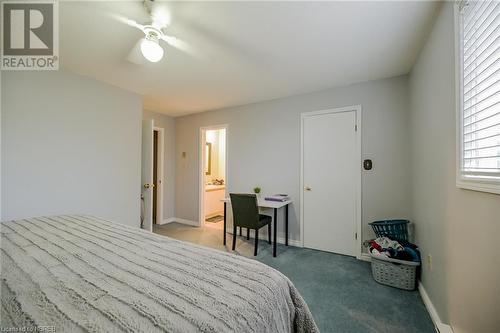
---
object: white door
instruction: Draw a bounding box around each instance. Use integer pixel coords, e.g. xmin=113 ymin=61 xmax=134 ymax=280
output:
xmin=141 ymin=119 xmax=154 ymax=232
xmin=303 ymin=110 xmax=358 ymax=255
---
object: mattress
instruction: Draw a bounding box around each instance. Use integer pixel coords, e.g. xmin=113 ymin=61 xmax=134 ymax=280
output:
xmin=0 ymin=215 xmax=318 ymax=333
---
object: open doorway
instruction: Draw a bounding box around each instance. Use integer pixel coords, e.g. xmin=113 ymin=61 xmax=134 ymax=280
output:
xmin=153 ymin=127 xmax=164 ymax=225
xmin=199 ymin=126 xmax=227 ymax=229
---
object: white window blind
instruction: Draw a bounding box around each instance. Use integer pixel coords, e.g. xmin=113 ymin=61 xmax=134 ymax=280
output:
xmin=459 ymin=0 xmax=500 ymax=182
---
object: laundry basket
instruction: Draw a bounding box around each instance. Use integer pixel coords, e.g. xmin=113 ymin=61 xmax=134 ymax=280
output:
xmin=369 ymin=219 xmax=409 ymax=242
xmin=370 ymin=254 xmax=420 ymax=290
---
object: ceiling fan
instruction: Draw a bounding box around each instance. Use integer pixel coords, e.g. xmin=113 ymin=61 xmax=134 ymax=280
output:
xmin=118 ymin=0 xmax=189 ymax=63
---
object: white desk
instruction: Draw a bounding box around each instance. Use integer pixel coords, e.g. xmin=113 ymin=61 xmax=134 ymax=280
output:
xmin=222 ymin=197 xmax=292 ymax=257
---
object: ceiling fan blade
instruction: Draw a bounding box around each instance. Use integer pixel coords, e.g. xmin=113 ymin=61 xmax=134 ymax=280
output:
xmin=111 ymin=13 xmax=145 ymax=32
xmin=126 ymin=38 xmax=148 ymax=65
xmin=160 ymin=34 xmax=200 ymax=58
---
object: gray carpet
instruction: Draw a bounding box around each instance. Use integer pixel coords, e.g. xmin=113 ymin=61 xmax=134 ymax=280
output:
xmin=154 ymin=223 xmax=435 ymax=333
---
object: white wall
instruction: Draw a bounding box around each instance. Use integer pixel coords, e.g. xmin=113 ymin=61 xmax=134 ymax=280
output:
xmin=175 ymin=75 xmax=412 ymax=246
xmin=409 ymin=3 xmax=500 ymax=332
xmin=143 ymin=110 xmax=176 ymax=220
xmin=1 ymin=70 xmax=142 ymax=227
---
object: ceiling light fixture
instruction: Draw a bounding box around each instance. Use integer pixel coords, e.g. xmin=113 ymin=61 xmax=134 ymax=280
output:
xmin=140 ymin=28 xmax=164 ymax=62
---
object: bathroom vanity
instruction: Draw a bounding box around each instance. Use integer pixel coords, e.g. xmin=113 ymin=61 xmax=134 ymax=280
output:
xmin=205 ymin=184 xmax=225 ymax=218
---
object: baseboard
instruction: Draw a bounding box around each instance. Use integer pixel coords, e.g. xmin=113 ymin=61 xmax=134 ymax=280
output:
xmin=158 ymin=217 xmax=200 ymax=226
xmin=174 ymin=218 xmax=200 ymax=226
xmin=359 ymin=253 xmax=371 ymax=262
xmin=157 ymin=217 xmax=176 ymax=225
xmin=418 ymin=282 xmax=454 ymax=333
xmin=225 ymin=227 xmax=303 ymax=247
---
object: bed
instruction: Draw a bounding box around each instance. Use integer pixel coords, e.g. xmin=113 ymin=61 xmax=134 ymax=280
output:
xmin=0 ymin=215 xmax=318 ymax=333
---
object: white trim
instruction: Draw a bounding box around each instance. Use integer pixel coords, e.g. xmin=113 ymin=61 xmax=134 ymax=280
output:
xmin=153 ymin=127 xmax=165 ymax=225
xmin=418 ymin=282 xmax=454 ymax=333
xmin=300 ymin=105 xmax=363 ymax=258
xmin=142 ymin=118 xmax=155 ymax=232
xmin=175 ymin=218 xmax=200 ymax=227
xmin=199 ymin=125 xmax=229 ymax=228
xmin=225 ymin=227 xmax=303 ymax=247
xmin=454 ymin=3 xmax=500 ymax=195
xmin=456 ymin=179 xmax=500 ymax=194
xmin=455 ymin=1 xmax=462 ymax=192
xmin=0 ymin=70 xmax=2 ymax=220
xmin=157 ymin=217 xmax=176 ymax=225
xmin=359 ymin=253 xmax=371 ymax=262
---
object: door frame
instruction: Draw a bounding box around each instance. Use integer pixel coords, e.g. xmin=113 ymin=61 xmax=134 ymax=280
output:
xmin=141 ymin=118 xmax=154 ymax=232
xmin=153 ymin=127 xmax=164 ymax=225
xmin=300 ymin=105 xmax=362 ymax=259
xmin=198 ymin=124 xmax=229 ymax=227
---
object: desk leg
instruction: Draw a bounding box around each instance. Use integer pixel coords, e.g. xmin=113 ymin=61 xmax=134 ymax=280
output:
xmin=273 ymin=208 xmax=277 ymax=257
xmin=223 ymin=202 xmax=227 ymax=246
xmin=285 ymin=204 xmax=289 ymax=246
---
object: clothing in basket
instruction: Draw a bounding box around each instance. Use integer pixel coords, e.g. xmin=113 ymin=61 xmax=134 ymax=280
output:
xmin=368 ymin=237 xmax=420 ymax=262
xmin=366 ymin=236 xmax=421 ymax=290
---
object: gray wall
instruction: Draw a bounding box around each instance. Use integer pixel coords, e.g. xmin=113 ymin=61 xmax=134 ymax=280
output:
xmin=1 ymin=70 xmax=142 ymax=227
xmin=143 ymin=110 xmax=176 ymax=220
xmin=409 ymin=3 xmax=500 ymax=332
xmin=175 ymin=75 xmax=412 ymax=246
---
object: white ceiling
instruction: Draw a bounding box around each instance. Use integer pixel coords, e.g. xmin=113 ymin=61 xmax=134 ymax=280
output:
xmin=60 ymin=1 xmax=439 ymax=117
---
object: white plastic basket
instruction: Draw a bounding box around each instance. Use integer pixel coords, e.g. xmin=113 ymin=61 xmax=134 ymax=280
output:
xmin=370 ymin=254 xmax=420 ymax=290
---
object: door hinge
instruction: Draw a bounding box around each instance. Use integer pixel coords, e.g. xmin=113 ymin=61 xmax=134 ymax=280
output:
xmin=355 ymin=232 xmax=358 ymax=240
xmin=355 ymin=125 xmax=358 ymax=131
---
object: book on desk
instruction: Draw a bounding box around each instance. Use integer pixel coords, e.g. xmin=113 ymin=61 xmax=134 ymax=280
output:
xmin=264 ymin=194 xmax=290 ymax=202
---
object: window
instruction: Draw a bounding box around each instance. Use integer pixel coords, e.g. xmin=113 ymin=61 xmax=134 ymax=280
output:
xmin=457 ymin=0 xmax=500 ymax=194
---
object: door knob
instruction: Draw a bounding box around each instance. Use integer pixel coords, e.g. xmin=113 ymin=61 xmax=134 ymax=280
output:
xmin=305 ymin=186 xmax=312 ymax=191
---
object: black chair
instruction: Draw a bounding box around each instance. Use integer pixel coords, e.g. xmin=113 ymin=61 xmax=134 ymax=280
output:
xmin=230 ymin=193 xmax=272 ymax=256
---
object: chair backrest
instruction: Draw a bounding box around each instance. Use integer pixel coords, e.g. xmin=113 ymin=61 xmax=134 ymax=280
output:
xmin=230 ymin=193 xmax=259 ymax=229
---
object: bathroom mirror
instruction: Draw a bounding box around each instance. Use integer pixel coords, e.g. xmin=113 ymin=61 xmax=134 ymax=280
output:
xmin=205 ymin=142 xmax=212 ymax=175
